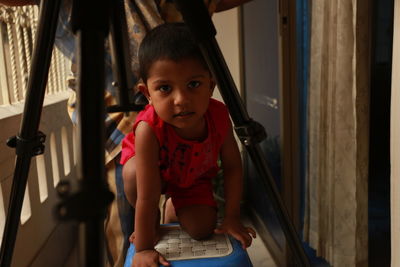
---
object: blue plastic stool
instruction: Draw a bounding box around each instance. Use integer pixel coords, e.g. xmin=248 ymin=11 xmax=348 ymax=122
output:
xmin=124 ymin=224 xmax=253 ymax=267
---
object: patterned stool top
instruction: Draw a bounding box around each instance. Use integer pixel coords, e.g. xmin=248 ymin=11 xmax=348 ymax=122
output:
xmin=154 ymin=225 xmax=233 ymax=261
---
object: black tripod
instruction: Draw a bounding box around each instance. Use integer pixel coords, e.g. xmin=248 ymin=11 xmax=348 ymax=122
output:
xmin=0 ymin=0 xmax=139 ymax=266
xmin=0 ymin=0 xmax=310 ymax=266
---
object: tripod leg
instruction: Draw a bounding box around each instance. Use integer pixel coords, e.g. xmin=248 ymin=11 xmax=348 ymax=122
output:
xmin=76 ymin=28 xmax=109 ymax=267
xmin=0 ymin=1 xmax=62 ymax=267
xmin=57 ymin=1 xmax=114 ymax=266
xmin=173 ymin=0 xmax=311 ymax=266
xmin=108 ymin=0 xmax=137 ymax=115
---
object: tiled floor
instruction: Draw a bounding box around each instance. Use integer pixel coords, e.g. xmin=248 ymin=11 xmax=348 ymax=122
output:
xmin=243 ymin=217 xmax=277 ymax=267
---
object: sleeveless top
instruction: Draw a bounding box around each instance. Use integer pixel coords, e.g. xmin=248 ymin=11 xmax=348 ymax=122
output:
xmin=120 ymin=98 xmax=231 ymax=188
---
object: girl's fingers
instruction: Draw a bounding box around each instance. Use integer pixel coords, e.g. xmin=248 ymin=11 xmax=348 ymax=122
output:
xmin=159 ymin=254 xmax=170 ymax=266
xmin=239 ymin=229 xmax=255 ymax=248
xmin=129 ymin=232 xmax=136 ymax=243
xmin=214 ymin=227 xmax=226 ymax=234
xmin=230 ymin=231 xmax=251 ymax=249
xmin=247 ymin=227 xmax=257 ymax=238
xmin=243 ymin=232 xmax=253 ymax=248
xmin=214 ymin=226 xmax=255 ymax=248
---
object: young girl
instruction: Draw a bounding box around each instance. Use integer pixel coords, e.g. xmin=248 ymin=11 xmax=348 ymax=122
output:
xmin=120 ymin=22 xmax=256 ymax=267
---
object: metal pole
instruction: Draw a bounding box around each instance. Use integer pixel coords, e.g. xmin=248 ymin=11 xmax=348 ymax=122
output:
xmin=58 ymin=1 xmax=113 ymax=265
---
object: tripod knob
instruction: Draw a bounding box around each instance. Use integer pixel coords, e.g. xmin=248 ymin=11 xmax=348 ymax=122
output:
xmin=56 ymin=180 xmax=72 ymax=198
xmin=6 ymin=131 xmax=46 ymax=156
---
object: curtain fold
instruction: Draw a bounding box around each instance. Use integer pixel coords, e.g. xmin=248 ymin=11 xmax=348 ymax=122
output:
xmin=304 ymin=0 xmax=370 ymax=265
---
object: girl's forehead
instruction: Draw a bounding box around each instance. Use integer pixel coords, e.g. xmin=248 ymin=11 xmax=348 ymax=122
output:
xmin=147 ymin=58 xmax=210 ymax=77
xmin=150 ymin=57 xmax=205 ymax=68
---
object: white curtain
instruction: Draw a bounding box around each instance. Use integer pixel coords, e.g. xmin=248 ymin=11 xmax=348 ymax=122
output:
xmin=304 ymin=0 xmax=370 ymax=265
xmin=391 ymin=1 xmax=400 ymax=266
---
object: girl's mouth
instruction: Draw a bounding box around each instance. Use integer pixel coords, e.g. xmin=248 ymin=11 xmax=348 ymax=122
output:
xmin=173 ymin=111 xmax=195 ymax=118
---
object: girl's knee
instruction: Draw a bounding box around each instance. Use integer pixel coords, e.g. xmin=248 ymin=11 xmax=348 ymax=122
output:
xmin=122 ymin=157 xmax=137 ymax=206
xmin=122 ymin=157 xmax=137 ymax=188
xmin=185 ymin=223 xmax=215 ymax=240
xmin=178 ymin=205 xmax=217 ymax=240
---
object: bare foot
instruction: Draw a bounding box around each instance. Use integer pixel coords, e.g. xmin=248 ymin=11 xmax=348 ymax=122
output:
xmin=164 ymin=197 xmax=178 ymax=223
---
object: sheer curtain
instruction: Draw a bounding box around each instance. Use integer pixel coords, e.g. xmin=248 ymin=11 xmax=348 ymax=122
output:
xmin=391 ymin=1 xmax=400 ymax=266
xmin=303 ymin=0 xmax=370 ymax=265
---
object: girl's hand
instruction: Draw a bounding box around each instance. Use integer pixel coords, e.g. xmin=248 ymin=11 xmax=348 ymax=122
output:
xmin=129 ymin=232 xmax=135 ymax=243
xmin=214 ymin=217 xmax=256 ymax=249
xmin=132 ymin=249 xmax=170 ymax=267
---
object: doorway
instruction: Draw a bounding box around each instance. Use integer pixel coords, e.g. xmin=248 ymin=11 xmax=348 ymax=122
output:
xmin=368 ymin=0 xmax=393 ymax=266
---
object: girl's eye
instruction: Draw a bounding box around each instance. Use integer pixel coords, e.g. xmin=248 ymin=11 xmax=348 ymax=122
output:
xmin=188 ymin=81 xmax=201 ymax=89
xmin=158 ymin=85 xmax=171 ymax=92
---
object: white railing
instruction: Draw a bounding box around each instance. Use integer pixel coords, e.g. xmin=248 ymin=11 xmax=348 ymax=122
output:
xmin=0 ymin=96 xmax=78 ymax=266
xmin=0 ymin=4 xmax=78 ymax=266
xmin=0 ymin=4 xmax=70 ymax=106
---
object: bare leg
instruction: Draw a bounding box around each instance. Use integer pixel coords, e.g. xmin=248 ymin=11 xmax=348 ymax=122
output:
xmin=164 ymin=197 xmax=178 ymax=223
xmin=122 ymin=157 xmax=137 ymax=207
xmin=122 ymin=156 xmax=161 ymax=244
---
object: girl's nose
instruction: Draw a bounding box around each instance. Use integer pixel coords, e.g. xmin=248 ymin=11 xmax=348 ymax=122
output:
xmin=173 ymin=89 xmax=189 ymax=106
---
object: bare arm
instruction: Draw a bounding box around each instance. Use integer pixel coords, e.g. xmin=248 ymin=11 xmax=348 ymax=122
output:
xmin=132 ymin=122 xmax=170 ymax=266
xmin=215 ymin=0 xmax=252 ymax=12
xmin=217 ymin=126 xmax=256 ymax=248
xmin=220 ymin=128 xmax=243 ymax=219
xmin=134 ymin=121 xmax=162 ymax=252
xmin=0 ymin=0 xmax=36 ymax=6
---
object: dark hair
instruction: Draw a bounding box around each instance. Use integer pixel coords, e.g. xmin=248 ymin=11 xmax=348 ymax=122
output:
xmin=138 ymin=23 xmax=209 ymax=83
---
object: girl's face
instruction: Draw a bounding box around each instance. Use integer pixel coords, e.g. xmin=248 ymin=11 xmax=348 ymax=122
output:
xmin=139 ymin=58 xmax=215 ymax=140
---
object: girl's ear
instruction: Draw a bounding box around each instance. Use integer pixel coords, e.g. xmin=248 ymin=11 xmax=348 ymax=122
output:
xmin=137 ymin=83 xmax=152 ymax=105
